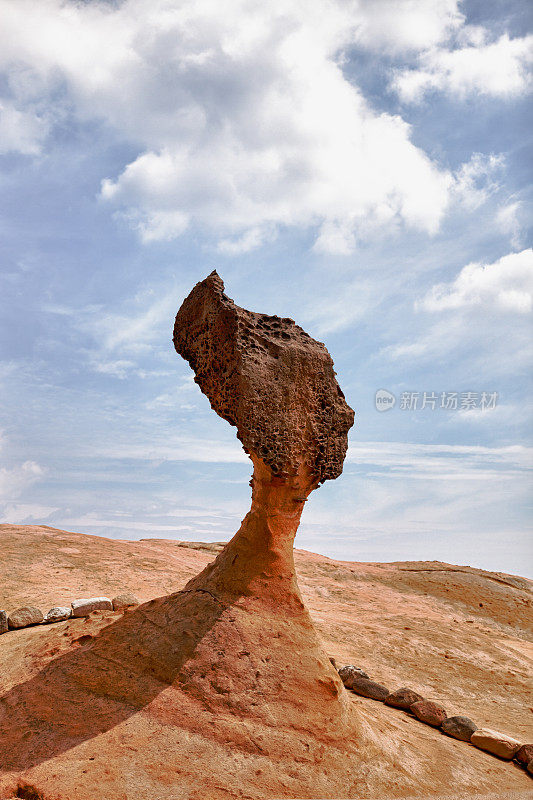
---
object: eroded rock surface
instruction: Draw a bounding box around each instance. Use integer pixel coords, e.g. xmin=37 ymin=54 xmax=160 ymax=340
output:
xmin=173 ymin=270 xmax=354 ymax=484
xmin=0 ymin=276 xmax=363 ymax=799
xmin=173 ymin=271 xmax=354 ymax=611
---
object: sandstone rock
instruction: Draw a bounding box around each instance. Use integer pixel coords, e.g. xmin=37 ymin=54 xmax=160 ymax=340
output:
xmin=112 ymin=593 xmax=140 ymax=611
xmin=0 ymin=610 xmax=7 ymax=634
xmin=346 ymin=675 xmax=390 ymax=701
xmin=384 ymin=687 xmax=424 ymax=710
xmin=410 ymin=699 xmax=447 ymax=727
xmin=174 ymin=271 xmax=354 ymax=485
xmin=0 ymin=274 xmax=359 ymax=794
xmin=169 ymin=271 xmax=354 ymax=729
xmin=338 ymin=665 xmax=370 ymax=685
xmin=43 ymin=606 xmax=72 ymax=623
xmin=71 ymin=597 xmax=113 ymax=617
xmin=515 ymin=744 xmax=533 ymax=766
xmin=471 ymin=728 xmax=522 ymax=759
xmin=440 ymin=715 xmax=478 ymax=742
xmin=7 ymin=606 xmax=43 ymax=629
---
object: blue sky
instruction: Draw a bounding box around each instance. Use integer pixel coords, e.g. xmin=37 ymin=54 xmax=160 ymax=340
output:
xmin=0 ymin=0 xmax=532 ymax=576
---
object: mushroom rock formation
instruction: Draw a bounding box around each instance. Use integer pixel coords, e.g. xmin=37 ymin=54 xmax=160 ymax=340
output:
xmin=170 ymin=270 xmax=356 ymax=727
xmin=0 ymin=273 xmax=362 ymax=800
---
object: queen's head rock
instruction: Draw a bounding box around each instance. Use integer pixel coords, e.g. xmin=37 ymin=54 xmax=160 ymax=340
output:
xmin=173 ymin=270 xmax=354 ymax=486
xmin=173 ymin=272 xmax=354 ymax=611
xmin=0 ymin=276 xmax=365 ymax=800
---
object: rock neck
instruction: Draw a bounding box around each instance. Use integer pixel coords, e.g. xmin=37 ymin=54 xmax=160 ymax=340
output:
xmin=184 ymin=456 xmax=318 ymax=609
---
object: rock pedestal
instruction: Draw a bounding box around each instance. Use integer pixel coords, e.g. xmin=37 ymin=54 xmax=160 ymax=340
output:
xmin=0 ymin=274 xmax=367 ymax=798
xmin=168 ymin=271 xmax=356 ymax=729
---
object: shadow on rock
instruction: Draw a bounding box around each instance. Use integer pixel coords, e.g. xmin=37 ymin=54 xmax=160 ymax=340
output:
xmin=0 ymin=587 xmax=227 ymax=772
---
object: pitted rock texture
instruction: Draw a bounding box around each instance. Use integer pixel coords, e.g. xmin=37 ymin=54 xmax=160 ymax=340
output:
xmin=173 ymin=271 xmax=354 ymax=484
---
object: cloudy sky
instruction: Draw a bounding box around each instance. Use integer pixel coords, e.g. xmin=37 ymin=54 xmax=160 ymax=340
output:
xmin=0 ymin=0 xmax=531 ymax=576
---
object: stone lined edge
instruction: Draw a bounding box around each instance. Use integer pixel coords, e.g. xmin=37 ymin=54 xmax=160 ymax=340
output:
xmin=0 ymin=595 xmax=140 ymax=634
xmin=338 ymin=663 xmax=532 ymax=777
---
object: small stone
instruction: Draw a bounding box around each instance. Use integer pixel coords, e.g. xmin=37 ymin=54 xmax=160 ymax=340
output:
xmin=410 ymin=699 xmax=447 ymax=727
xmin=43 ymin=606 xmax=72 ymax=624
xmin=514 ymin=744 xmax=533 ymax=766
xmin=471 ymin=728 xmax=522 ymax=760
xmin=0 ymin=610 xmax=7 ymax=635
xmin=338 ymin=665 xmax=370 ymax=685
xmin=441 ymin=715 xmax=478 ymax=742
xmin=527 ymin=760 xmax=533 ymax=775
xmin=346 ymin=675 xmax=390 ymax=701
xmin=385 ymin=687 xmax=424 ymax=710
xmin=329 ymin=657 xmax=336 ymax=668
xmin=112 ymin=593 xmax=140 ymax=611
xmin=8 ymin=606 xmax=44 ymax=629
xmin=71 ymin=597 xmax=113 ymax=617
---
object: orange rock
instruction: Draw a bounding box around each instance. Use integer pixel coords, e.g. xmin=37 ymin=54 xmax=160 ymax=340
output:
xmin=384 ymin=687 xmax=424 ymax=710
xmin=0 ymin=273 xmax=362 ymax=798
xmin=410 ymin=699 xmax=447 ymax=726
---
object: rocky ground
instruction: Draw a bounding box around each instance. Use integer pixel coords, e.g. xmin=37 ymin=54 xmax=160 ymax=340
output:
xmin=0 ymin=523 xmax=532 ymax=799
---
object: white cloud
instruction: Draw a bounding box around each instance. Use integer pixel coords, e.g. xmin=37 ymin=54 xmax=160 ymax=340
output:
xmin=0 ymin=459 xmax=45 ymax=503
xmin=90 ymin=436 xmax=249 ymax=464
xmin=452 ymin=152 xmax=504 ymax=210
xmin=43 ymin=283 xmax=186 ymax=378
xmin=420 ymin=249 xmax=533 ymax=314
xmin=0 ymin=0 xmax=463 ymax=252
xmin=0 ymin=503 xmax=58 ymax=523
xmin=0 ymin=427 xmax=46 ymax=504
xmin=0 ymin=100 xmax=48 ymax=154
xmin=346 ymin=440 xmax=532 ymax=474
xmin=393 ymin=33 xmax=533 ymax=103
xmin=352 ymin=0 xmax=464 ymax=54
xmin=496 ymin=201 xmax=523 ymax=250
xmin=91 ymin=359 xmax=137 ymax=379
xmin=217 ymin=226 xmax=276 ymax=255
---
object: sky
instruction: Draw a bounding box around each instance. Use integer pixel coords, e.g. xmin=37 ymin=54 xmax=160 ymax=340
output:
xmin=0 ymin=0 xmax=532 ymax=576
